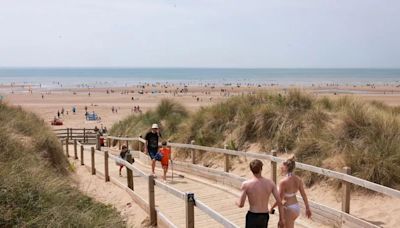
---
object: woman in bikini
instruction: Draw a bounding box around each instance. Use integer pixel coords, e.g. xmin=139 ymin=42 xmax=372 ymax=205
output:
xmin=271 ymin=157 xmax=312 ymax=228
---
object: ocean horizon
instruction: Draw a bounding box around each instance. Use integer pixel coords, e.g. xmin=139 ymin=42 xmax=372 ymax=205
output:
xmin=0 ymin=68 xmax=399 ymax=89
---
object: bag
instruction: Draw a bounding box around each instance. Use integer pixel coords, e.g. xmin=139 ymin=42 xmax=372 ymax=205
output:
xmin=154 ymin=152 xmax=163 ymax=161
xmin=116 ymin=155 xmax=124 ymax=166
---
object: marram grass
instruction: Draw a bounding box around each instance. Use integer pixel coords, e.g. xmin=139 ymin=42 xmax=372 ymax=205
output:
xmin=111 ymin=91 xmax=400 ymax=189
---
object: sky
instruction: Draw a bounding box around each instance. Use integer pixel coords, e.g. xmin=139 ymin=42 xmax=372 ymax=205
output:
xmin=0 ymin=0 xmax=399 ymax=68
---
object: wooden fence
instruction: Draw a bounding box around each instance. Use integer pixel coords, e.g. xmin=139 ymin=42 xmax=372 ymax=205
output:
xmin=54 ymin=128 xmax=98 ymax=144
xmin=59 ymin=138 xmax=239 ymax=228
xmin=105 ymin=135 xmax=400 ymax=228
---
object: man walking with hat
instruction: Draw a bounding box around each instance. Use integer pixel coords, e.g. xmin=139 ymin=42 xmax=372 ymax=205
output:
xmin=145 ymin=123 xmax=161 ymax=176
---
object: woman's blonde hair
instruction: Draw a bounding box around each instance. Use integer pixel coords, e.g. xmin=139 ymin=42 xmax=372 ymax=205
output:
xmin=283 ymin=156 xmax=296 ymax=173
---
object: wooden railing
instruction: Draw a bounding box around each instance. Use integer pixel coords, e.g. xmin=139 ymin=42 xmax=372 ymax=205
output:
xmin=104 ymin=135 xmax=400 ymax=228
xmin=54 ymin=128 xmax=98 ymax=144
xmin=55 ymin=128 xmax=400 ymax=228
xmin=59 ymin=137 xmax=239 ymax=228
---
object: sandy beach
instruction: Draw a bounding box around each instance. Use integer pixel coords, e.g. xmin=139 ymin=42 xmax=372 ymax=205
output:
xmin=2 ymin=83 xmax=400 ymax=227
xmin=2 ymin=83 xmax=400 ymax=129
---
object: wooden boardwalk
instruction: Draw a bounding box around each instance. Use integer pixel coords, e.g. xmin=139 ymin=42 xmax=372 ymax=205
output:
xmin=76 ymin=144 xmax=314 ymax=228
xmin=59 ymin=130 xmax=400 ymax=227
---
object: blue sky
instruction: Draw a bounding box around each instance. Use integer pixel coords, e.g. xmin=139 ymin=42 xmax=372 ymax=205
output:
xmin=0 ymin=0 xmax=399 ymax=68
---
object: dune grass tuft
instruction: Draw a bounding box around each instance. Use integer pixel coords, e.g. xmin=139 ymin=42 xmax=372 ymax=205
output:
xmin=0 ymin=103 xmax=125 ymax=227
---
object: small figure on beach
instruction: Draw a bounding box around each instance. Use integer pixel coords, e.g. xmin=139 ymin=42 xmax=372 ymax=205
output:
xmin=57 ymin=110 xmax=60 ymax=118
xmin=145 ymin=123 xmax=161 ymax=176
xmin=271 ymin=157 xmax=312 ymax=228
xmin=236 ymin=159 xmax=285 ymax=228
xmin=159 ymin=141 xmax=171 ymax=182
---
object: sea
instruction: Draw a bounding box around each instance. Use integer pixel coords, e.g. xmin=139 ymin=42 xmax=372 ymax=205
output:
xmin=0 ymin=68 xmax=399 ymax=89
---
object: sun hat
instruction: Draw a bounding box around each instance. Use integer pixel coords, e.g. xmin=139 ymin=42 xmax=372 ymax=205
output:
xmin=152 ymin=123 xmax=159 ymax=129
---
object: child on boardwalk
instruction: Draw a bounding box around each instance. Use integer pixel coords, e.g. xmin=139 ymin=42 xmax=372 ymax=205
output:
xmin=118 ymin=145 xmax=133 ymax=176
xmin=159 ymin=141 xmax=171 ymax=182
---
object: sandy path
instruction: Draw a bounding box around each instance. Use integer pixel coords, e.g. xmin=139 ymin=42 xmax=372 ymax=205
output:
xmin=70 ymin=158 xmax=150 ymax=227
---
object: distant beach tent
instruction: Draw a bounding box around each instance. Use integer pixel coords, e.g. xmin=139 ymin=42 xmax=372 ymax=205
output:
xmin=86 ymin=112 xmax=101 ymax=121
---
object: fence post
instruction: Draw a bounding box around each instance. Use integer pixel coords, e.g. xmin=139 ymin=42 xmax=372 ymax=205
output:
xmin=83 ymin=128 xmax=86 ymax=143
xmin=148 ymin=175 xmax=157 ymax=226
xmin=104 ymin=151 xmax=110 ymax=182
xmin=91 ymin=147 xmax=96 ymax=175
xmin=96 ymin=133 xmax=100 ymax=150
xmin=125 ymin=136 xmax=129 ymax=149
xmin=140 ymin=140 xmax=144 ymax=152
xmin=73 ymin=139 xmax=78 ymax=159
xmin=80 ymin=145 xmax=84 ymax=165
xmin=70 ymin=128 xmax=73 ymax=140
xmin=224 ymin=144 xmax=229 ymax=172
xmin=127 ymin=154 xmax=134 ymax=190
xmin=67 ymin=128 xmax=70 ymax=141
xmin=65 ymin=138 xmax=69 ymax=157
xmin=342 ymin=167 xmax=351 ymax=213
xmin=185 ymin=192 xmax=195 ymax=228
xmin=271 ymin=150 xmax=277 ymax=184
xmin=118 ymin=139 xmax=122 ymax=150
xmin=191 ymin=140 xmax=196 ymax=164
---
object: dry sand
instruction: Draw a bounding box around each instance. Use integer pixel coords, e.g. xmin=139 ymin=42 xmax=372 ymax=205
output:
xmin=70 ymin=159 xmax=150 ymax=227
xmin=2 ymin=84 xmax=400 ymax=227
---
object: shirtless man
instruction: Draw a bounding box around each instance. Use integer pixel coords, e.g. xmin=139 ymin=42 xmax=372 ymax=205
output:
xmin=236 ymin=159 xmax=285 ymax=228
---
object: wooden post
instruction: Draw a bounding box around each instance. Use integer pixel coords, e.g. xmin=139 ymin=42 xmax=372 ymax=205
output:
xmin=191 ymin=140 xmax=196 ymax=164
xmin=148 ymin=175 xmax=157 ymax=226
xmin=185 ymin=192 xmax=195 ymax=228
xmin=65 ymin=138 xmax=69 ymax=157
xmin=73 ymin=139 xmax=78 ymax=159
xmin=66 ymin=128 xmax=69 ymax=141
xmin=83 ymin=128 xmax=86 ymax=143
xmin=342 ymin=167 xmax=351 ymax=213
xmin=118 ymin=139 xmax=122 ymax=150
xmin=96 ymin=133 xmax=100 ymax=150
xmin=140 ymin=140 xmax=144 ymax=152
xmin=271 ymin=150 xmax=277 ymax=184
xmin=80 ymin=145 xmax=84 ymax=165
xmin=70 ymin=128 xmax=73 ymax=140
xmin=91 ymin=147 xmax=96 ymax=175
xmin=127 ymin=154 xmax=134 ymax=190
xmin=224 ymin=144 xmax=229 ymax=172
xmin=104 ymin=151 xmax=110 ymax=182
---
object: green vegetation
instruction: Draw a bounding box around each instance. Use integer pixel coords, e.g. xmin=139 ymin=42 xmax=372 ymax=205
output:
xmin=110 ymin=91 xmax=400 ymax=189
xmin=0 ymin=104 xmax=125 ymax=227
xmin=111 ymin=99 xmax=188 ymax=138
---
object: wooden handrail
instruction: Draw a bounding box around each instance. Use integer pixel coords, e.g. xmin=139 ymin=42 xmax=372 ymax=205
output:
xmin=195 ymin=199 xmax=239 ymax=228
xmin=78 ymin=146 xmax=237 ymax=227
xmin=61 ymin=132 xmax=388 ymax=227
xmin=104 ymin=135 xmax=400 ymax=199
